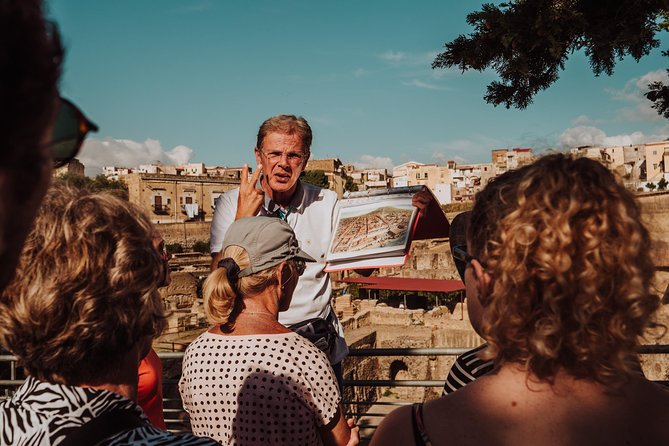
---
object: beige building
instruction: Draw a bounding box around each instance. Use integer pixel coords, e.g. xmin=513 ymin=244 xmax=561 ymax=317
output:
xmin=123 ymin=173 xmax=240 ymax=223
xmin=645 ymin=141 xmax=669 ymax=184
xmin=348 ymin=168 xmax=391 ymax=191
xmin=449 ymin=162 xmax=494 ymax=203
xmin=392 ymin=161 xmax=425 ymax=188
xmin=305 ymin=157 xmax=346 ymax=197
xmin=492 ymin=148 xmax=534 ymax=174
xmin=571 ymin=141 xmax=669 ymax=191
xmin=405 ymin=164 xmax=453 ymax=205
xmin=55 ymin=158 xmax=85 ymax=177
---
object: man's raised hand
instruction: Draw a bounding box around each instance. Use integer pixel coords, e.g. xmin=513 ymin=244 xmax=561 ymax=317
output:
xmin=235 ymin=164 xmax=264 ymax=220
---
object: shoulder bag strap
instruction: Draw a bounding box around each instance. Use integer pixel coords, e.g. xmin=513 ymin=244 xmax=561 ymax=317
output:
xmin=60 ymin=408 xmax=145 ymax=446
xmin=411 ymin=403 xmax=433 ymax=446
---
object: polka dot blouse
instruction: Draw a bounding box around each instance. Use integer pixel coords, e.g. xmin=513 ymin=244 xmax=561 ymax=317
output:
xmin=179 ymin=331 xmax=341 ymax=445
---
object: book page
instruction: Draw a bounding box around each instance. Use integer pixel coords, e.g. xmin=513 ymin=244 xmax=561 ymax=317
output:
xmin=327 ymin=192 xmax=418 ymax=263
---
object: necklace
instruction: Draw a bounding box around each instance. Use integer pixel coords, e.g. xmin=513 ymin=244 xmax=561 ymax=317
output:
xmin=241 ymin=311 xmax=276 ymax=317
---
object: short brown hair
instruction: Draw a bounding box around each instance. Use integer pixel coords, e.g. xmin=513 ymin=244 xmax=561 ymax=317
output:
xmin=0 ymin=183 xmax=167 ymax=385
xmin=470 ymin=153 xmax=658 ymax=387
xmin=256 ymin=114 xmax=312 ymax=153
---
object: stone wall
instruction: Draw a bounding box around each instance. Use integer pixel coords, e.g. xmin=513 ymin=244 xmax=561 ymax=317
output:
xmin=159 ymin=271 xmax=207 ymax=335
xmin=638 ymin=192 xmax=669 ymax=268
xmin=156 ymin=221 xmax=211 ymax=249
xmin=379 ymin=238 xmax=460 ymax=280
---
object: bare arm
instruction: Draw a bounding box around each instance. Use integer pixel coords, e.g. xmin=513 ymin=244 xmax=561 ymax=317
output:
xmin=319 ymin=405 xmax=359 ymax=446
xmin=369 ymin=405 xmax=415 ymax=446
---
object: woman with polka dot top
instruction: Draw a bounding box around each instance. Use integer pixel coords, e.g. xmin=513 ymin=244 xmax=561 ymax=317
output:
xmin=179 ymin=217 xmax=359 ymax=446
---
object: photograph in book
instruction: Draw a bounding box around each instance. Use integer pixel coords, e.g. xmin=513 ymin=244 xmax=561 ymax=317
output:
xmin=327 ymin=199 xmax=417 ymax=262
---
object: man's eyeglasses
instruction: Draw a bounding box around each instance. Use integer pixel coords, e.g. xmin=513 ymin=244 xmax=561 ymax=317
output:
xmin=51 ymin=97 xmax=99 ymax=168
xmin=260 ymin=150 xmax=305 ymax=165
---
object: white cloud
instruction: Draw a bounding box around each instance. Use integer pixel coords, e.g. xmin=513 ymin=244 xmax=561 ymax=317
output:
xmin=352 ymin=155 xmax=394 ymax=171
xmin=608 ymin=69 xmax=669 ymax=122
xmin=78 ymin=137 xmax=194 ymax=176
xmin=378 ymin=51 xmax=407 ymax=62
xmin=558 ymin=126 xmax=659 ymax=148
xmin=377 ymin=50 xmax=439 ymax=66
xmin=402 ymin=79 xmax=449 ymax=91
xmin=425 ymin=137 xmax=500 ymax=164
xmin=572 ymin=115 xmax=592 ymax=126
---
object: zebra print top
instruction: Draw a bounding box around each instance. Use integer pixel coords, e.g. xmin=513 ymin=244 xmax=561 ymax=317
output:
xmin=442 ymin=344 xmax=495 ymax=396
xmin=0 ymin=376 xmax=217 ymax=446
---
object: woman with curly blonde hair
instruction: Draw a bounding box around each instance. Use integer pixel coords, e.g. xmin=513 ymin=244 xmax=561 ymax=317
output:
xmin=0 ymin=183 xmax=216 ymax=445
xmin=372 ymin=153 xmax=669 ymax=446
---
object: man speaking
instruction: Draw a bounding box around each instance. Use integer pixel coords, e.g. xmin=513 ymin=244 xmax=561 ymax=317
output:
xmin=210 ymin=115 xmax=348 ymax=381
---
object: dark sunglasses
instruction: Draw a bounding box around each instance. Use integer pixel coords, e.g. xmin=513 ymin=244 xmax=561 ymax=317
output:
xmin=452 ymin=245 xmax=487 ymax=270
xmin=51 ymin=97 xmax=98 ymax=167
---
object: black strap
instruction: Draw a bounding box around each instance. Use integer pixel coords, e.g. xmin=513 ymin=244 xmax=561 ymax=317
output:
xmin=60 ymin=408 xmax=145 ymax=446
xmin=410 ymin=403 xmax=432 ymax=446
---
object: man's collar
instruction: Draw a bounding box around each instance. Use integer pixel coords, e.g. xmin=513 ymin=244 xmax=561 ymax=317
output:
xmin=262 ymin=179 xmax=305 ymax=214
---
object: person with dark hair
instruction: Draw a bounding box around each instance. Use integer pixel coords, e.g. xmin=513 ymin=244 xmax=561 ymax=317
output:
xmin=181 ymin=216 xmax=358 ymax=446
xmin=372 ymin=153 xmax=669 ymax=446
xmin=0 ymin=185 xmax=217 ymax=445
xmin=0 ymin=0 xmax=63 ymax=292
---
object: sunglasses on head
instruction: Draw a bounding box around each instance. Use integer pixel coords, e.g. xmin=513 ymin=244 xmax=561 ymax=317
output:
xmin=51 ymin=97 xmax=98 ymax=168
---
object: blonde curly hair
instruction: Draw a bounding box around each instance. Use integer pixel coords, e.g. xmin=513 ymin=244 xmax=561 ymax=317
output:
xmin=470 ymin=153 xmax=658 ymax=386
xmin=0 ymin=183 xmax=166 ymax=385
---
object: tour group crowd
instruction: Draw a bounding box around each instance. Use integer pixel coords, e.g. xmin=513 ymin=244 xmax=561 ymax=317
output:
xmin=2 ymin=2 xmax=669 ymax=445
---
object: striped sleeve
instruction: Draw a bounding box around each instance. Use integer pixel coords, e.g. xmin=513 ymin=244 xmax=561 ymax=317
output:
xmin=442 ymin=344 xmax=494 ymax=396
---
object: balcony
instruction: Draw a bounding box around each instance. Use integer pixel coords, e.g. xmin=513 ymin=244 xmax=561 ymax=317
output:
xmin=152 ymin=204 xmax=169 ymax=215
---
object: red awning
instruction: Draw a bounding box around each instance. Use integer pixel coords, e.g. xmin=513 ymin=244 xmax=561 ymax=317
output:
xmin=339 ymin=276 xmax=464 ymax=293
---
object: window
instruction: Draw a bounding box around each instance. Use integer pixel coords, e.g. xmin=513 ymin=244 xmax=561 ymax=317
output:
xmin=416 ymin=173 xmax=420 ymax=179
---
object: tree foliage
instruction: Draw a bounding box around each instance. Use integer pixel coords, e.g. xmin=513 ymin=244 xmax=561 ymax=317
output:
xmin=344 ymin=174 xmax=359 ymax=192
xmin=433 ymin=0 xmax=669 ymax=115
xmin=301 ymin=170 xmax=330 ymax=189
xmin=658 ymin=177 xmax=668 ymax=190
xmin=56 ymin=173 xmax=129 ymax=199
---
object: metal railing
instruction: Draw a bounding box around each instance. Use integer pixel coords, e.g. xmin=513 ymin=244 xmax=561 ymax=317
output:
xmin=1 ymin=345 xmax=669 ymax=437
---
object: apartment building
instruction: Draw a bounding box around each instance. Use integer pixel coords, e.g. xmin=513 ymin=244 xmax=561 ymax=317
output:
xmin=55 ymin=158 xmax=85 ymax=177
xmin=571 ymin=141 xmax=669 ymax=190
xmin=347 ymin=168 xmax=391 ymax=191
xmin=448 ymin=161 xmax=495 ymax=203
xmin=492 ymin=147 xmax=534 ymax=174
xmin=123 ymin=173 xmax=239 ymax=224
xmin=392 ymin=161 xmax=424 ymax=188
xmin=304 ymin=158 xmax=346 ymax=197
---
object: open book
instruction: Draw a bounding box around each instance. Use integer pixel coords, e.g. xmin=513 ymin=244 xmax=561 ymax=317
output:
xmin=324 ymin=186 xmax=449 ymax=271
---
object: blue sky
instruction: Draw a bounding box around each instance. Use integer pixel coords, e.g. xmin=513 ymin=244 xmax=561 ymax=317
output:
xmin=48 ymin=0 xmax=669 ymax=175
